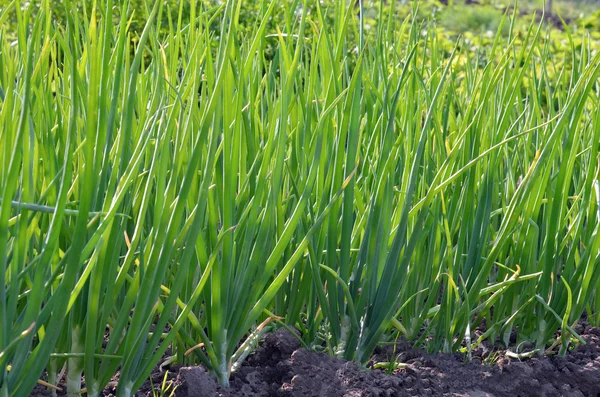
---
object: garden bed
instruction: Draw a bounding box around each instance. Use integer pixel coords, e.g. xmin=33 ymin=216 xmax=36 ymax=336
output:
xmin=31 ymin=323 xmax=600 ymax=396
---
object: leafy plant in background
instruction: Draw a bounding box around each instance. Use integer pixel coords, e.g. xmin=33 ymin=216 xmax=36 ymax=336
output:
xmin=0 ymin=0 xmax=599 ymax=396
xmin=439 ymin=3 xmax=507 ymax=34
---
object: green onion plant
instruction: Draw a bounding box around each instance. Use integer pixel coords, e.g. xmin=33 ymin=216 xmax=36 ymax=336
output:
xmin=0 ymin=0 xmax=599 ymax=395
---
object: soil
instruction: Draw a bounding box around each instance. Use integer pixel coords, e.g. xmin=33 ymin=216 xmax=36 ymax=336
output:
xmin=30 ymin=323 xmax=600 ymax=397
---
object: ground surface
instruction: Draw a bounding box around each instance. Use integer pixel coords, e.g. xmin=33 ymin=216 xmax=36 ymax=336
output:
xmin=30 ymin=323 xmax=600 ymax=397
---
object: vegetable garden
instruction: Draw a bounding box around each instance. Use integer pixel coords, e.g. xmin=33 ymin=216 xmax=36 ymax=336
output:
xmin=0 ymin=0 xmax=599 ymax=395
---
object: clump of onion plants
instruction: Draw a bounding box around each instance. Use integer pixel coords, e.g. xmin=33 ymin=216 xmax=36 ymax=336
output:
xmin=0 ymin=0 xmax=599 ymax=395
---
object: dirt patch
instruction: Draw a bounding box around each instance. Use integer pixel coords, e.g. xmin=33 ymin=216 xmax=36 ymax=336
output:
xmin=211 ymin=326 xmax=600 ymax=397
xmin=30 ymin=324 xmax=600 ymax=396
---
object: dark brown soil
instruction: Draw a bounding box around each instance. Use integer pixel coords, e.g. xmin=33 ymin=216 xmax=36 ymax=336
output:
xmin=30 ymin=323 xmax=600 ymax=396
xmin=210 ymin=326 xmax=600 ymax=397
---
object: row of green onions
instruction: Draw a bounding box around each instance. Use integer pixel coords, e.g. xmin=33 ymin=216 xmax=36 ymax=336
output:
xmin=0 ymin=0 xmax=599 ymax=395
